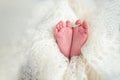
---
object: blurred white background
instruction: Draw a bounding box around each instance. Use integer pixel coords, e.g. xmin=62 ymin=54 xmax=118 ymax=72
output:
xmin=0 ymin=0 xmax=35 ymax=79
xmin=0 ymin=0 xmax=120 ymax=80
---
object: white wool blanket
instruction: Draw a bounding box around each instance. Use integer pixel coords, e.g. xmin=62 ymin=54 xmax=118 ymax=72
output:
xmin=0 ymin=0 xmax=120 ymax=80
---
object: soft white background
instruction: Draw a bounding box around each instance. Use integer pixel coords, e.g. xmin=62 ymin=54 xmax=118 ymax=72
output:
xmin=0 ymin=0 xmax=120 ymax=80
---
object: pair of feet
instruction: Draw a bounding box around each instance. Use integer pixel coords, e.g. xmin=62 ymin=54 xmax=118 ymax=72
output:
xmin=54 ymin=20 xmax=88 ymax=60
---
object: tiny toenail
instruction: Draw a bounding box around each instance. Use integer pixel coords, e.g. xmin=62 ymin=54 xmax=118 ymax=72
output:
xmin=82 ymin=21 xmax=88 ymax=29
xmin=60 ymin=26 xmax=62 ymax=29
xmin=56 ymin=24 xmax=59 ymax=28
xmin=66 ymin=20 xmax=70 ymax=24
xmin=75 ymin=20 xmax=81 ymax=25
xmin=59 ymin=21 xmax=63 ymax=26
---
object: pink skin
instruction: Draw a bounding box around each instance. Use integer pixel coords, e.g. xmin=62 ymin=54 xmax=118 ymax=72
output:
xmin=54 ymin=20 xmax=88 ymax=60
xmin=70 ymin=20 xmax=88 ymax=57
xmin=54 ymin=20 xmax=73 ymax=59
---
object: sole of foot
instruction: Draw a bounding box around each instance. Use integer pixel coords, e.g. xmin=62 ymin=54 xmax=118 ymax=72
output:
xmin=70 ymin=20 xmax=89 ymax=58
xmin=54 ymin=20 xmax=73 ymax=59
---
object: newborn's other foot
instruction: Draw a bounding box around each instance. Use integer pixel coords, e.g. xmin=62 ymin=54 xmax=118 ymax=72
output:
xmin=70 ymin=20 xmax=89 ymax=57
xmin=54 ymin=21 xmax=73 ymax=59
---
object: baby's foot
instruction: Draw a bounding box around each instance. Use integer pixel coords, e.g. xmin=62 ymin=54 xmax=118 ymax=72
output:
xmin=70 ymin=20 xmax=89 ymax=57
xmin=54 ymin=21 xmax=73 ymax=59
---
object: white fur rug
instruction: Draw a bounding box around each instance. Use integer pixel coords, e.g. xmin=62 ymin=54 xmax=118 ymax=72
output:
xmin=0 ymin=0 xmax=120 ymax=80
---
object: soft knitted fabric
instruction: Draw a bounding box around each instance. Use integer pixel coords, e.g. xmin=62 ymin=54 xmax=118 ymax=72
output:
xmin=0 ymin=0 xmax=119 ymax=80
xmin=19 ymin=0 xmax=120 ymax=80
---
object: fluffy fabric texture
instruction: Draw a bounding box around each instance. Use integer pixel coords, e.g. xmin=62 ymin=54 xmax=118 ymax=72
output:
xmin=0 ymin=0 xmax=120 ymax=80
